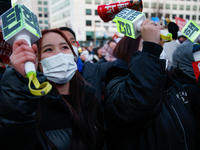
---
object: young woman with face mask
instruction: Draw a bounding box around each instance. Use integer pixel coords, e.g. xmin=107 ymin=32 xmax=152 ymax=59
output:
xmin=0 ymin=29 xmax=105 ymax=150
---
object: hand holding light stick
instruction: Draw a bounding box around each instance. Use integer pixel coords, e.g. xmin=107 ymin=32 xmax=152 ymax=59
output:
xmin=1 ymin=3 xmax=52 ymax=96
xmin=113 ymin=8 xmax=172 ymax=42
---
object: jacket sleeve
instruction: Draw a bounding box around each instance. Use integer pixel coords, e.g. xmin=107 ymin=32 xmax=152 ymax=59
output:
xmin=82 ymin=61 xmax=116 ymax=83
xmin=105 ymin=42 xmax=166 ymax=134
xmin=0 ymin=67 xmax=45 ymax=149
xmin=99 ymin=61 xmax=116 ymax=81
xmin=183 ymin=75 xmax=200 ymax=116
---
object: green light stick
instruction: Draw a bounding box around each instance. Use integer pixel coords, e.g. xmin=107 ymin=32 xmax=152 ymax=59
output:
xmin=1 ymin=3 xmax=52 ymax=96
xmin=113 ymin=8 xmax=172 ymax=42
xmin=181 ymin=20 xmax=200 ymax=44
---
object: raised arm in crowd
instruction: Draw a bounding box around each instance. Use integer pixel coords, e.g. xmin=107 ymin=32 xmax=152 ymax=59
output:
xmin=104 ymin=19 xmax=200 ymax=150
xmin=1 ymin=19 xmax=200 ymax=150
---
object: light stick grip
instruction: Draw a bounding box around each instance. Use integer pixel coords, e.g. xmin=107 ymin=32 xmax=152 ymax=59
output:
xmin=16 ymin=34 xmax=36 ymax=76
xmin=136 ymin=21 xmax=172 ymax=42
xmin=160 ymin=30 xmax=169 ymax=37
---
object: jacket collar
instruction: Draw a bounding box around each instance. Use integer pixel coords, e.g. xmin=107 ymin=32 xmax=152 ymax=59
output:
xmin=105 ymin=65 xmax=129 ymax=87
xmin=114 ymin=58 xmax=128 ymax=70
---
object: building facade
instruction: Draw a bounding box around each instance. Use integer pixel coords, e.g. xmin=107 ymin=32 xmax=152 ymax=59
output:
xmin=50 ymin=0 xmax=200 ymax=45
xmin=142 ymin=0 xmax=200 ymax=26
xmin=49 ymin=0 xmax=126 ymax=46
xmin=13 ymin=0 xmax=200 ymax=45
xmin=15 ymin=0 xmax=50 ymax=30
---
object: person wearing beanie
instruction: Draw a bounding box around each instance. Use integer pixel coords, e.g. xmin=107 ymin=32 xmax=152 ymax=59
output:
xmin=160 ymin=22 xmax=180 ymax=70
xmin=170 ymin=39 xmax=197 ymax=84
xmin=171 ymin=41 xmax=200 ymax=82
xmin=170 ymin=39 xmax=200 ymax=150
xmin=176 ymin=31 xmax=187 ymax=44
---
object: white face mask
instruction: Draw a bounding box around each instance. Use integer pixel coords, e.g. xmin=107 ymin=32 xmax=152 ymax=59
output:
xmin=72 ymin=45 xmax=78 ymax=57
xmin=40 ymin=53 xmax=77 ymax=84
xmin=193 ymin=51 xmax=200 ymax=62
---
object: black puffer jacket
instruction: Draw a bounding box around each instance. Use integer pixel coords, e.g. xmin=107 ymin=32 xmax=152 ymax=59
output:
xmin=0 ymin=67 xmax=104 ymax=150
xmin=105 ymin=42 xmax=197 ymax=150
xmin=82 ymin=60 xmax=116 ymax=102
xmin=170 ymin=68 xmax=200 ymax=150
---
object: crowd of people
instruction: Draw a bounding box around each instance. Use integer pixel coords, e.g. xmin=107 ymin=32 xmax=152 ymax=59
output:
xmin=0 ymin=17 xmax=200 ymax=150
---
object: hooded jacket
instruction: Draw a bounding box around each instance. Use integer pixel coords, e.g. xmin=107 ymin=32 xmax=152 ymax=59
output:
xmin=171 ymin=39 xmax=200 ymax=150
xmin=0 ymin=67 xmax=104 ymax=150
xmin=171 ymin=39 xmax=196 ymax=80
xmin=105 ymin=42 xmax=197 ymax=150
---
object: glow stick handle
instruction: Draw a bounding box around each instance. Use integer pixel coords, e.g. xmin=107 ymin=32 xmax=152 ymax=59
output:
xmin=16 ymin=34 xmax=36 ymax=75
xmin=136 ymin=21 xmax=172 ymax=40
xmin=137 ymin=21 xmax=143 ymax=32
xmin=160 ymin=30 xmax=169 ymax=37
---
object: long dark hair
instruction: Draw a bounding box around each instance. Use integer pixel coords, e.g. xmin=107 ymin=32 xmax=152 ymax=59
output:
xmin=35 ymin=29 xmax=104 ymax=150
xmin=113 ymin=36 xmax=142 ymax=63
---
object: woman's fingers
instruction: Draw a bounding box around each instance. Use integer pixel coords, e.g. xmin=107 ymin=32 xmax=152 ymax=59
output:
xmin=12 ymin=44 xmax=36 ymax=55
xmin=141 ymin=19 xmax=150 ymax=27
xmin=10 ymin=39 xmax=38 ymax=77
xmin=13 ymin=39 xmax=29 ymax=52
xmin=11 ymin=44 xmax=37 ymax=62
xmin=10 ymin=51 xmax=36 ymax=64
xmin=31 ymin=44 xmax=38 ymax=55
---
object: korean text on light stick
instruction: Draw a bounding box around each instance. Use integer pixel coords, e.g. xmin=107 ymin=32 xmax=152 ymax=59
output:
xmin=1 ymin=3 xmax=52 ymax=96
xmin=181 ymin=20 xmax=200 ymax=44
xmin=113 ymin=8 xmax=172 ymax=42
xmin=97 ymin=0 xmax=143 ymax=22
xmin=1 ymin=3 xmax=42 ymax=76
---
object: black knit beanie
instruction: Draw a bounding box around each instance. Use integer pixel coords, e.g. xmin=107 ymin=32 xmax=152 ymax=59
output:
xmin=168 ymin=22 xmax=179 ymax=40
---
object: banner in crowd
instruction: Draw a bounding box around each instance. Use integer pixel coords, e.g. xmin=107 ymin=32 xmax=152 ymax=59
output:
xmin=0 ymin=32 xmax=12 ymax=65
xmin=112 ymin=33 xmax=119 ymax=40
xmin=192 ymin=60 xmax=200 ymax=82
xmin=175 ymin=16 xmax=186 ymax=31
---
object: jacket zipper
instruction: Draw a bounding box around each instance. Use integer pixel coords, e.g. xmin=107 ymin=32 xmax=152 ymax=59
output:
xmin=171 ymin=105 xmax=189 ymax=150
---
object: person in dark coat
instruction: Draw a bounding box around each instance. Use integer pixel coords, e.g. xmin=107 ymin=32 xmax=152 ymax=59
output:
xmin=170 ymin=39 xmax=200 ymax=149
xmin=88 ymin=40 xmax=117 ymax=103
xmin=170 ymin=39 xmax=200 ymax=84
xmin=0 ymin=29 xmax=105 ymax=150
xmin=82 ymin=60 xmax=115 ymax=102
xmin=104 ymin=19 xmax=200 ymax=150
xmin=90 ymin=46 xmax=102 ymax=63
